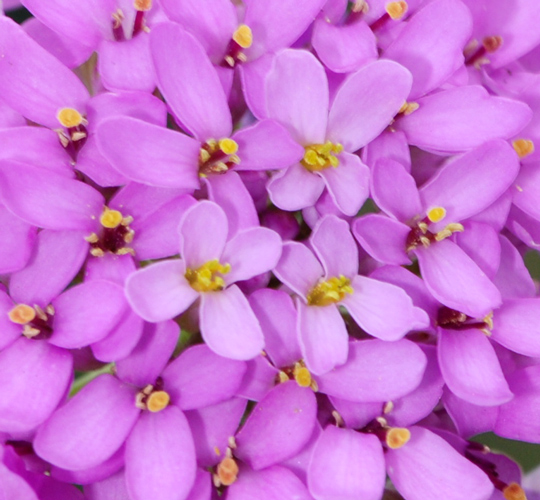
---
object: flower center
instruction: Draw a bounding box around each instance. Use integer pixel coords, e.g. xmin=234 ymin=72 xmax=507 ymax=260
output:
xmin=277 ymin=360 xmax=318 ymax=391
xmin=405 ymin=207 xmax=464 ymax=251
xmin=86 ymin=207 xmax=135 ymax=257
xmin=8 ymin=304 xmax=55 ymax=340
xmin=437 ymin=306 xmax=493 ymax=335
xmin=369 ymin=1 xmax=408 ymax=31
xmin=185 ymin=259 xmax=231 ymax=293
xmin=56 ymin=107 xmax=88 ymax=161
xmin=307 ymin=276 xmax=353 ymax=306
xmin=135 ymin=380 xmax=170 ymax=412
xmin=301 ymin=142 xmax=343 ymax=172
xmin=223 ymin=24 xmax=253 ymax=67
xmin=111 ymin=0 xmax=152 ymax=42
xmin=199 ymin=138 xmax=240 ymax=177
xmin=465 ymin=36 xmax=503 ymax=68
xmin=385 ymin=427 xmax=411 ymax=449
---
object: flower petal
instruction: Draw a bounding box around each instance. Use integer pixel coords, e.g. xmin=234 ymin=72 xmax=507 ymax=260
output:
xmin=200 ymin=285 xmax=264 ymax=360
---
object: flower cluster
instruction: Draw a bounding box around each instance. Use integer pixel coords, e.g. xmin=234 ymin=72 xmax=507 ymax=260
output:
xmin=1 ymin=0 xmax=540 ymax=499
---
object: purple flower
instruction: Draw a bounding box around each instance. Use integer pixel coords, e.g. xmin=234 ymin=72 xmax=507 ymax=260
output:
xmin=126 ymin=200 xmax=282 ymax=359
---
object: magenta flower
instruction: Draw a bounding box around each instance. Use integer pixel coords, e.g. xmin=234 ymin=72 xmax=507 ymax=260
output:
xmin=126 ymin=200 xmax=282 ymax=359
xmin=264 ymin=49 xmax=412 ymax=215
xmin=274 ymin=214 xmax=427 ymax=374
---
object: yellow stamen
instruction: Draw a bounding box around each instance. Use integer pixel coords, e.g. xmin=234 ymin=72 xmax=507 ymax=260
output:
xmin=513 ymin=139 xmax=534 ymax=159
xmin=146 ymin=391 xmax=170 ymax=412
xmin=219 ymin=138 xmax=238 ymax=155
xmin=134 ymin=0 xmax=152 ymax=11
xmin=307 ymin=275 xmax=353 ymax=307
xmin=100 ymin=208 xmax=123 ymax=229
xmin=57 ymin=108 xmax=83 ymax=128
xmin=8 ymin=304 xmax=36 ymax=325
xmin=233 ymin=24 xmax=253 ymax=49
xmin=185 ymin=259 xmax=231 ymax=293
xmin=217 ymin=456 xmax=239 ymax=486
xmin=399 ymin=101 xmax=419 ymax=115
xmin=386 ymin=1 xmax=408 ymax=20
xmin=386 ymin=427 xmax=411 ymax=449
xmin=302 ymin=142 xmax=343 ymax=172
xmin=503 ymin=483 xmax=526 ymax=500
xmin=427 ymin=206 xmax=446 ymax=223
xmin=434 ymin=222 xmax=464 ymax=242
xmin=293 ymin=363 xmax=312 ymax=388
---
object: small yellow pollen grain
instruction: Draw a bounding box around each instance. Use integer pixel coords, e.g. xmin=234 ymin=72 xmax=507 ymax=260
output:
xmin=217 ymin=456 xmax=239 ymax=486
xmin=8 ymin=304 xmax=36 ymax=325
xmin=307 ymin=275 xmax=353 ymax=307
xmin=386 ymin=1 xmax=408 ymax=20
xmin=294 ymin=365 xmax=312 ymax=388
xmin=219 ymin=138 xmax=239 ymax=155
xmin=134 ymin=0 xmax=152 ymax=11
xmin=233 ymin=24 xmax=253 ymax=49
xmin=57 ymin=107 xmax=83 ymax=128
xmin=146 ymin=391 xmax=170 ymax=412
xmin=100 ymin=208 xmax=123 ymax=229
xmin=386 ymin=427 xmax=411 ymax=449
xmin=185 ymin=259 xmax=231 ymax=293
xmin=513 ymin=139 xmax=535 ymax=159
xmin=503 ymin=482 xmax=527 ymax=500
xmin=427 ymin=206 xmax=446 ymax=223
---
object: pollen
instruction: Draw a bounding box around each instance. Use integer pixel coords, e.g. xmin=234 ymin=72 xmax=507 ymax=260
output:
xmin=134 ymin=0 xmax=152 ymax=11
xmin=217 ymin=456 xmax=239 ymax=486
xmin=185 ymin=259 xmax=231 ymax=293
xmin=307 ymin=275 xmax=353 ymax=307
xmin=302 ymin=142 xmax=343 ymax=172
xmin=8 ymin=304 xmax=36 ymax=325
xmin=427 ymin=206 xmax=446 ymax=223
xmin=386 ymin=427 xmax=411 ymax=449
xmin=503 ymin=482 xmax=526 ymax=500
xmin=219 ymin=138 xmax=239 ymax=155
xmin=293 ymin=363 xmax=312 ymax=388
xmin=386 ymin=1 xmax=408 ymax=20
xmin=100 ymin=208 xmax=123 ymax=229
xmin=233 ymin=24 xmax=253 ymax=49
xmin=513 ymin=139 xmax=535 ymax=159
xmin=146 ymin=390 xmax=170 ymax=412
xmin=57 ymin=108 xmax=83 ymax=128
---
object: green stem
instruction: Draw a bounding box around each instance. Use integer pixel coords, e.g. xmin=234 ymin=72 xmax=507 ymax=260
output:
xmin=69 ymin=363 xmax=115 ymax=397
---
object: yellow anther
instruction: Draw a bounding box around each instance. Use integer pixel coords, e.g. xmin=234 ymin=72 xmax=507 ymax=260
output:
xmin=386 ymin=1 xmax=408 ymax=20
xmin=427 ymin=206 xmax=446 ymax=223
xmin=100 ymin=208 xmax=123 ymax=229
xmin=219 ymin=138 xmax=238 ymax=155
xmin=278 ymin=371 xmax=289 ymax=384
xmin=8 ymin=304 xmax=36 ymax=325
xmin=513 ymin=139 xmax=535 ymax=159
xmin=302 ymin=142 xmax=343 ymax=172
xmin=293 ymin=364 xmax=312 ymax=388
xmin=399 ymin=101 xmax=419 ymax=115
xmin=483 ymin=312 xmax=494 ymax=331
xmin=217 ymin=456 xmax=239 ymax=486
xmin=351 ymin=0 xmax=369 ymax=13
xmin=134 ymin=0 xmax=152 ymax=11
xmin=503 ymin=483 xmax=526 ymax=500
xmin=233 ymin=24 xmax=253 ymax=49
xmin=185 ymin=259 xmax=231 ymax=293
xmin=146 ymin=391 xmax=170 ymax=412
xmin=57 ymin=108 xmax=83 ymax=128
xmin=307 ymin=276 xmax=353 ymax=306
xmin=386 ymin=427 xmax=411 ymax=449
xmin=483 ymin=35 xmax=503 ymax=53
xmin=435 ymin=222 xmax=464 ymax=242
